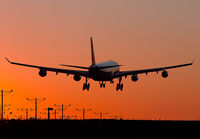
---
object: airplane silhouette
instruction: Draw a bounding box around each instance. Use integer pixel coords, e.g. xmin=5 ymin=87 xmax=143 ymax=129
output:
xmin=6 ymin=37 xmax=194 ymax=91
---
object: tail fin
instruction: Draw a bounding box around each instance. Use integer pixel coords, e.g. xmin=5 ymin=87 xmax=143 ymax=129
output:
xmin=90 ymin=37 xmax=96 ymax=65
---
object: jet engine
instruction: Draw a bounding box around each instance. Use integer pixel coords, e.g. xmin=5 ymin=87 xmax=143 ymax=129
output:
xmin=161 ymin=70 xmax=168 ymax=78
xmin=131 ymin=74 xmax=138 ymax=82
xmin=39 ymin=69 xmax=47 ymax=77
xmin=73 ymin=75 xmax=81 ymax=81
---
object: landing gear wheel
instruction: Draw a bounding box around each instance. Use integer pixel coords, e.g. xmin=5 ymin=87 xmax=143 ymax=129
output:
xmin=83 ymin=78 xmax=90 ymax=91
xmin=120 ymin=84 xmax=123 ymax=91
xmin=87 ymin=83 xmax=90 ymax=90
xmin=116 ymin=77 xmax=123 ymax=91
xmin=100 ymin=82 xmax=106 ymax=88
xmin=116 ymin=83 xmax=123 ymax=91
xmin=116 ymin=83 xmax=119 ymax=91
xmin=83 ymin=83 xmax=86 ymax=90
xmin=83 ymin=83 xmax=90 ymax=91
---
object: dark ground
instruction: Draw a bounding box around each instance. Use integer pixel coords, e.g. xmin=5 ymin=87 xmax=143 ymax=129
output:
xmin=0 ymin=120 xmax=200 ymax=138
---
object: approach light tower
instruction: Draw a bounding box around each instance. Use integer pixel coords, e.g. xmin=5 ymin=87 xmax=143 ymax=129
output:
xmin=17 ymin=108 xmax=34 ymax=120
xmin=0 ymin=104 xmax=11 ymax=120
xmin=53 ymin=109 xmax=58 ymax=120
xmin=26 ymin=97 xmax=46 ymax=120
xmin=44 ymin=107 xmax=54 ymax=120
xmin=54 ymin=104 xmax=71 ymax=120
xmin=1 ymin=90 xmax=13 ymax=120
xmin=40 ymin=112 xmax=48 ymax=120
xmin=76 ymin=108 xmax=92 ymax=120
xmin=94 ymin=112 xmax=108 ymax=120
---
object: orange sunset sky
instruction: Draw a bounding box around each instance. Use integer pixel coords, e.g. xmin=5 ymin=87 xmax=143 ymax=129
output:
xmin=0 ymin=0 xmax=199 ymax=120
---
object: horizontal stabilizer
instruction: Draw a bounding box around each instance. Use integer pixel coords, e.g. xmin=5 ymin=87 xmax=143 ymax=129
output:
xmin=60 ymin=64 xmax=89 ymax=69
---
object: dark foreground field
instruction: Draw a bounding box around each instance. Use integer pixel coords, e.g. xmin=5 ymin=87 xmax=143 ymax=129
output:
xmin=0 ymin=120 xmax=200 ymax=138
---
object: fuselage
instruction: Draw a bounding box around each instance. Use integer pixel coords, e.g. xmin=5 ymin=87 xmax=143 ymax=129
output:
xmin=89 ymin=60 xmax=119 ymax=81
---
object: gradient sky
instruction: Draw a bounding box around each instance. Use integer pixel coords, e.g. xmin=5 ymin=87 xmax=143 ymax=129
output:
xmin=0 ymin=0 xmax=199 ymax=120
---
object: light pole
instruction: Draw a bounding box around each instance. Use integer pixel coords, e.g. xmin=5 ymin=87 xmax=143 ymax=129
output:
xmin=94 ymin=112 xmax=108 ymax=120
xmin=54 ymin=104 xmax=71 ymax=120
xmin=27 ymin=97 xmax=46 ymax=120
xmin=1 ymin=90 xmax=13 ymax=120
xmin=76 ymin=108 xmax=92 ymax=120
xmin=17 ymin=108 xmax=34 ymax=120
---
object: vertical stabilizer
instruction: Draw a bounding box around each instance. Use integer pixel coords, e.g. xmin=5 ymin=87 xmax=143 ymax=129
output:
xmin=90 ymin=37 xmax=96 ymax=65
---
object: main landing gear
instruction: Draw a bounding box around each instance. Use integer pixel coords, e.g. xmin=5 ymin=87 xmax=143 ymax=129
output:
xmin=116 ymin=77 xmax=123 ymax=91
xmin=83 ymin=78 xmax=90 ymax=91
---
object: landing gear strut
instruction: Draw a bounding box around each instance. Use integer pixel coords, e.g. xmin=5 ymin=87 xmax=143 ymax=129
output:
xmin=83 ymin=78 xmax=90 ymax=91
xmin=99 ymin=81 xmax=106 ymax=88
xmin=116 ymin=77 xmax=123 ymax=91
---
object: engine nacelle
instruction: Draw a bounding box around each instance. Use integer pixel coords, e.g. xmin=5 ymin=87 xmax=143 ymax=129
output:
xmin=161 ymin=70 xmax=168 ymax=78
xmin=39 ymin=69 xmax=47 ymax=77
xmin=131 ymin=74 xmax=138 ymax=82
xmin=73 ymin=75 xmax=81 ymax=81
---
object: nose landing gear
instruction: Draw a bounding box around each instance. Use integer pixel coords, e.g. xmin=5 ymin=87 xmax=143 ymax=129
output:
xmin=99 ymin=81 xmax=106 ymax=88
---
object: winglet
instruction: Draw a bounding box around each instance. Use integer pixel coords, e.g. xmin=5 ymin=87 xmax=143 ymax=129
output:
xmin=5 ymin=57 xmax=11 ymax=63
xmin=192 ymin=58 xmax=195 ymax=64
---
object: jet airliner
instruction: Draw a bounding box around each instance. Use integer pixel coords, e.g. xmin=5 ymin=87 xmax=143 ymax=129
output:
xmin=6 ymin=37 xmax=194 ymax=91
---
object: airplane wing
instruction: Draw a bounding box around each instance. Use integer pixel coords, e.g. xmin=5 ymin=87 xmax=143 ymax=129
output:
xmin=5 ymin=58 xmax=89 ymax=77
xmin=114 ymin=60 xmax=194 ymax=78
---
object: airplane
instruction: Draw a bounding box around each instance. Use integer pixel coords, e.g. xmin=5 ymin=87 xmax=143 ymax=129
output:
xmin=6 ymin=37 xmax=194 ymax=91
